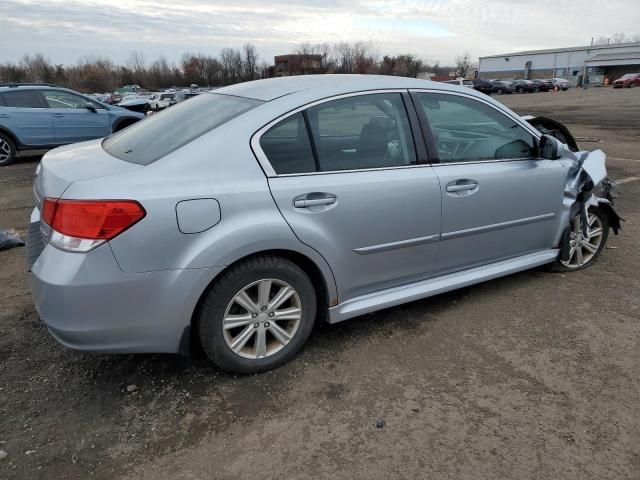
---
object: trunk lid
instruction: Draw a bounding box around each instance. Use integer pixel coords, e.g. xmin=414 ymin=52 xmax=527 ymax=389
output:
xmin=35 ymin=139 xmax=142 ymax=200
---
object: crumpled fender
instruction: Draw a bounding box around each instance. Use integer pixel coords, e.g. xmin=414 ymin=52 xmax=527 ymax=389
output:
xmin=557 ymin=147 xmax=623 ymax=260
xmin=524 ymin=116 xmax=579 ymax=152
xmin=524 ymin=115 xmax=622 ymax=253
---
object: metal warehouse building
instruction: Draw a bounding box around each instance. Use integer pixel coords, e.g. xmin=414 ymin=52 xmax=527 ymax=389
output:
xmin=478 ymin=41 xmax=640 ymax=86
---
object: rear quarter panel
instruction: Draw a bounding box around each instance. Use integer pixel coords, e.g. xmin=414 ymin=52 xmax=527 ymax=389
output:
xmin=61 ymin=119 xmax=338 ymax=301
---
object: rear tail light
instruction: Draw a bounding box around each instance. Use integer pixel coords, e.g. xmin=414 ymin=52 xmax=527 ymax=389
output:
xmin=42 ymin=198 xmax=145 ymax=252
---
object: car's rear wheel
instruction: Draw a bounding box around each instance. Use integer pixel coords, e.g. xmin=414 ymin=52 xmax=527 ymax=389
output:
xmin=0 ymin=133 xmax=16 ymax=167
xmin=518 ymin=87 xmax=525 ymax=94
xmin=198 ymin=255 xmax=317 ymax=373
xmin=552 ymin=207 xmax=609 ymax=271
xmin=497 ymin=88 xmax=503 ymax=95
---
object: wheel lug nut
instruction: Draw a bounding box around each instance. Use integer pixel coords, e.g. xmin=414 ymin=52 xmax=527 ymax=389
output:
xmin=253 ymin=323 xmax=259 ymax=328
xmin=261 ymin=306 xmax=267 ymax=311
xmin=251 ymin=313 xmax=257 ymax=318
xmin=264 ymin=322 xmax=270 ymax=328
xmin=268 ymin=312 xmax=274 ymax=317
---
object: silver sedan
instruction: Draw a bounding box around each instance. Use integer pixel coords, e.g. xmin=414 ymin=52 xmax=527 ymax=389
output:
xmin=28 ymin=75 xmax=621 ymax=373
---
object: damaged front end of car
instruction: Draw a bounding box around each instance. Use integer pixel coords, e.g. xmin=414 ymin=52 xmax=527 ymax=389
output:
xmin=528 ymin=116 xmax=623 ymax=265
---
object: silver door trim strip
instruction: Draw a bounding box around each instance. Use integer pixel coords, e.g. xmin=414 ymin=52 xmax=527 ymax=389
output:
xmin=354 ymin=234 xmax=440 ymax=255
xmin=441 ymin=213 xmax=556 ymax=240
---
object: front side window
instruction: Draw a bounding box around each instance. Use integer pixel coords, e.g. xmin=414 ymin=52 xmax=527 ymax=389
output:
xmin=103 ymin=93 xmax=262 ymax=165
xmin=0 ymin=90 xmax=43 ymax=108
xmin=43 ymin=90 xmax=101 ymax=109
xmin=307 ymin=93 xmax=416 ymax=171
xmin=415 ymin=93 xmax=537 ymax=163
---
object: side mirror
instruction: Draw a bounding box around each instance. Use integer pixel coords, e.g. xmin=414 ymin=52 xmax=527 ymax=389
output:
xmin=85 ymin=103 xmax=97 ymax=113
xmin=539 ymin=134 xmax=564 ymax=160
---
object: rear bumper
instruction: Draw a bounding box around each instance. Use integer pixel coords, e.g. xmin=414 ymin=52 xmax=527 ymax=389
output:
xmin=30 ymin=242 xmax=221 ymax=354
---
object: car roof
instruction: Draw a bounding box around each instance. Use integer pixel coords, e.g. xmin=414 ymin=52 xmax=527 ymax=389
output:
xmin=214 ymin=74 xmax=485 ymax=102
xmin=0 ymin=84 xmax=76 ymax=92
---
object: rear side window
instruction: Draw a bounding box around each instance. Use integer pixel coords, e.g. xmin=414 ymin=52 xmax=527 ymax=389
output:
xmin=103 ymin=93 xmax=262 ymax=165
xmin=307 ymin=93 xmax=417 ymax=171
xmin=259 ymin=113 xmax=316 ymax=174
xmin=1 ymin=90 xmax=43 ymax=108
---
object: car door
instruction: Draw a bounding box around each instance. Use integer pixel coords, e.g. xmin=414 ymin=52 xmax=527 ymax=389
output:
xmin=411 ymin=90 xmax=566 ymax=274
xmin=257 ymin=91 xmax=442 ymax=302
xmin=0 ymin=89 xmax=55 ymax=146
xmin=41 ymin=90 xmax=111 ymax=144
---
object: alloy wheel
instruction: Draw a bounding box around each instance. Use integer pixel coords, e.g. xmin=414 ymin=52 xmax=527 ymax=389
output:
xmin=222 ymin=279 xmax=302 ymax=359
xmin=560 ymin=212 xmax=604 ymax=269
xmin=0 ymin=137 xmax=12 ymax=163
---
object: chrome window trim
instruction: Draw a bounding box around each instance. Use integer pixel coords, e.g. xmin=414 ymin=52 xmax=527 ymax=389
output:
xmin=409 ymin=88 xmax=543 ymax=167
xmin=250 ymin=89 xmax=421 ymax=178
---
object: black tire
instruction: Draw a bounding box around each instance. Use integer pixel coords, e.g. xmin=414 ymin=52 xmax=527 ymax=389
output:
xmin=0 ymin=132 xmax=17 ymax=167
xmin=198 ymin=255 xmax=317 ymax=374
xmin=550 ymin=206 xmax=609 ymax=272
xmin=497 ymin=88 xmax=503 ymax=95
xmin=554 ymin=85 xmax=560 ymax=92
xmin=518 ymin=87 xmax=524 ymax=94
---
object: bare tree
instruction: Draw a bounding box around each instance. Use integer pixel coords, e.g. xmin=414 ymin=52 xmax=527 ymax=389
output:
xmin=242 ymin=43 xmax=259 ymax=81
xmin=454 ymin=52 xmax=473 ymax=78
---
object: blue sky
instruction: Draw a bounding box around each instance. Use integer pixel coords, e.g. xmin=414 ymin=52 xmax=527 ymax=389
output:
xmin=0 ymin=0 xmax=638 ymax=66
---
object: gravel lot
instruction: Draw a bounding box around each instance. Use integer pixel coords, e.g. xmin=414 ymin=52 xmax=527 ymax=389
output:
xmin=1 ymin=87 xmax=639 ymax=480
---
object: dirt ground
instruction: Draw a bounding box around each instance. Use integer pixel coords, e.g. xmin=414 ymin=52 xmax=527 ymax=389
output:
xmin=1 ymin=87 xmax=639 ymax=480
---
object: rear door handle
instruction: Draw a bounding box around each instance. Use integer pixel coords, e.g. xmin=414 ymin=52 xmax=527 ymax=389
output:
xmin=293 ymin=193 xmax=337 ymax=208
xmin=0 ymin=113 xmax=9 ymax=118
xmin=51 ymin=113 xmax=64 ymax=118
xmin=446 ymin=182 xmax=478 ymax=192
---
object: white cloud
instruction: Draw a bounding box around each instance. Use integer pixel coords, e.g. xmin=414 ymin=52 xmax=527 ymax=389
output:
xmin=0 ymin=0 xmax=638 ymax=65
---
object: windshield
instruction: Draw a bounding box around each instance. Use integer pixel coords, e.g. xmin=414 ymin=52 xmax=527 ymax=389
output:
xmin=103 ymin=93 xmax=263 ymax=165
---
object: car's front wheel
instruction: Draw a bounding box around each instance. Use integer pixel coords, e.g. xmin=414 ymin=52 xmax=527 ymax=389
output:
xmin=0 ymin=133 xmax=16 ymax=167
xmin=198 ymin=256 xmax=317 ymax=373
xmin=553 ymin=207 xmax=609 ymax=271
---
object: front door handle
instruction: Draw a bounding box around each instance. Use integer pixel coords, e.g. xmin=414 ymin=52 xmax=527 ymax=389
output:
xmin=51 ymin=113 xmax=65 ymax=118
xmin=0 ymin=113 xmax=9 ymax=118
xmin=293 ymin=193 xmax=337 ymax=208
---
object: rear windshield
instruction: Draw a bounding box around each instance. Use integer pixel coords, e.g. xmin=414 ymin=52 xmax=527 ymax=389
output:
xmin=103 ymin=93 xmax=263 ymax=165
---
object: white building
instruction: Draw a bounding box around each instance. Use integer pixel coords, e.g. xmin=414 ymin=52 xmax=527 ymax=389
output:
xmin=478 ymin=41 xmax=640 ymax=86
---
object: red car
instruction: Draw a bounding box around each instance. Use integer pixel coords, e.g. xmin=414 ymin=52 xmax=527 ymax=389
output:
xmin=613 ymin=73 xmax=640 ymax=88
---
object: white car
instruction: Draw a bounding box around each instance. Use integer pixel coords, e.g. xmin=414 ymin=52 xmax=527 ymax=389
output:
xmin=444 ymin=78 xmax=474 ymax=89
xmin=149 ymin=92 xmax=176 ymax=111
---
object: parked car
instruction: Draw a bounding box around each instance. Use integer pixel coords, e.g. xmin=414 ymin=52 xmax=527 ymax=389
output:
xmin=490 ymin=80 xmax=515 ymax=95
xmin=512 ymin=79 xmax=539 ymax=93
xmin=612 ymin=73 xmax=640 ymax=88
xmin=149 ymin=92 xmax=176 ymax=111
xmin=551 ymin=78 xmax=571 ymax=91
xmin=116 ymin=98 xmax=152 ymax=114
xmin=444 ymin=78 xmax=474 ymax=88
xmin=28 ymin=75 xmax=621 ymax=374
xmin=472 ymin=78 xmax=493 ymax=95
xmin=173 ymin=90 xmax=202 ymax=104
xmin=0 ymin=84 xmax=145 ymax=166
xmin=531 ymin=79 xmax=552 ymax=92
